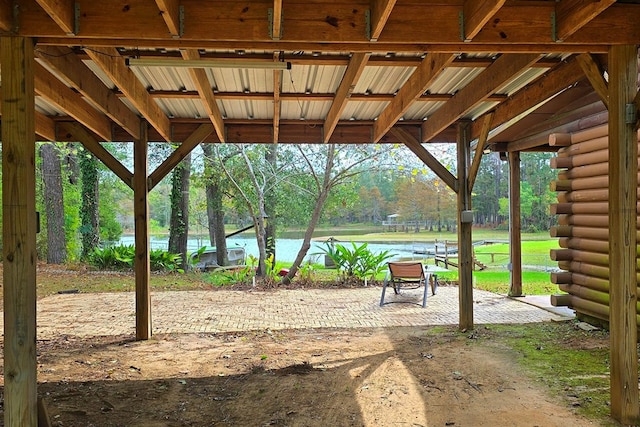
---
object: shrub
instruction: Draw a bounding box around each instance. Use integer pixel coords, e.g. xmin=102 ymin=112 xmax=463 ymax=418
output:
xmin=316 ymin=242 xmax=395 ymax=283
xmin=89 ymin=244 xmax=184 ymax=273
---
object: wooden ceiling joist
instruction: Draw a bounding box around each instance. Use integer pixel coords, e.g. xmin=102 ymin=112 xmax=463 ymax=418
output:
xmin=273 ymin=52 xmax=282 ymax=143
xmin=554 ymin=0 xmax=616 ymax=42
xmin=19 ymin=2 xmax=640 ymax=47
xmin=462 ymin=0 xmax=506 ymax=42
xmin=471 ymin=57 xmax=584 ymax=141
xmin=34 ymin=61 xmax=113 ymax=141
xmin=0 ymin=0 xmax=13 ymax=31
xmin=422 ymin=53 xmax=541 ymax=143
xmin=84 ymin=46 xmax=172 ymax=142
xmin=35 ymin=0 xmax=76 ymax=35
xmin=373 ymin=52 xmax=456 ymax=142
xmin=576 ymin=53 xmax=609 ymax=109
xmin=369 ymin=0 xmax=397 ymax=42
xmin=181 ymin=49 xmax=226 ymax=143
xmin=155 ymin=0 xmax=182 ymax=37
xmin=271 ymin=0 xmax=283 ymax=40
xmin=324 ymin=52 xmax=370 ymax=143
xmin=36 ymin=46 xmax=141 ymax=139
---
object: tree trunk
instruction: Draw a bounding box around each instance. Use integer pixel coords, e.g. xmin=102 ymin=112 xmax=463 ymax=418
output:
xmin=80 ymin=151 xmax=100 ymax=258
xmin=168 ymin=153 xmax=191 ymax=269
xmin=265 ymin=144 xmax=277 ymax=266
xmin=40 ymin=143 xmax=67 ymax=264
xmin=201 ymin=144 xmax=228 ymax=266
xmin=282 ymin=145 xmax=336 ymax=284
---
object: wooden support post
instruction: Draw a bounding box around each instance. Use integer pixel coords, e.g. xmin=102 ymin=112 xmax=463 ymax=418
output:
xmin=1 ymin=36 xmax=38 ymax=427
xmin=608 ymin=44 xmax=640 ymax=425
xmin=134 ymin=123 xmax=152 ymax=340
xmin=508 ymin=151 xmax=523 ymax=296
xmin=457 ymin=121 xmax=474 ymax=330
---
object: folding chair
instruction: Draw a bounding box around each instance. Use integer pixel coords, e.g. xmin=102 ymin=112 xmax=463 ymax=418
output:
xmin=379 ymin=262 xmax=434 ymax=308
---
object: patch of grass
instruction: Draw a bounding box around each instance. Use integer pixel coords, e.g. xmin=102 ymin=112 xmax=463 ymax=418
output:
xmin=482 ymin=322 xmax=615 ymax=425
xmin=473 ymin=271 xmax=559 ymax=295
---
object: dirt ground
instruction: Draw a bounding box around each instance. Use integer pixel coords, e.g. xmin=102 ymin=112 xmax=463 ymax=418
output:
xmin=0 ymin=324 xmax=601 ymax=427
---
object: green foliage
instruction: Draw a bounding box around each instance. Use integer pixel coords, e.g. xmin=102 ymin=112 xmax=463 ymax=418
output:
xmin=88 ymin=244 xmax=184 ymax=272
xmin=316 ymin=242 xmax=395 ymax=282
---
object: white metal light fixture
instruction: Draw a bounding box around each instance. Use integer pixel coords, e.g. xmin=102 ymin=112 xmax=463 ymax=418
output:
xmin=125 ymin=58 xmax=292 ymax=70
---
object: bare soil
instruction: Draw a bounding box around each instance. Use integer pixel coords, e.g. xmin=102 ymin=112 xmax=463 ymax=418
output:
xmin=0 ymin=325 xmax=601 ymax=426
xmin=0 ymin=266 xmax=604 ymax=426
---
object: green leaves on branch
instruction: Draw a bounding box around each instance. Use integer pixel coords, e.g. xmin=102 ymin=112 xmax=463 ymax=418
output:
xmin=88 ymin=244 xmax=184 ymax=273
xmin=316 ymin=242 xmax=395 ymax=282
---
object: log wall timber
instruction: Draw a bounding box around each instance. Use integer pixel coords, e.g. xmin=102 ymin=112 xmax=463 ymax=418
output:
xmin=550 ymin=115 xmax=640 ymax=329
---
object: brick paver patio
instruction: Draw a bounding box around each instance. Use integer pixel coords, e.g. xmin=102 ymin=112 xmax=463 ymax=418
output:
xmin=25 ymin=286 xmax=573 ymax=339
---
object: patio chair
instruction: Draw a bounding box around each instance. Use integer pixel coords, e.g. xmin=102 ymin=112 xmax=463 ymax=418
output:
xmin=379 ymin=262 xmax=434 ymax=308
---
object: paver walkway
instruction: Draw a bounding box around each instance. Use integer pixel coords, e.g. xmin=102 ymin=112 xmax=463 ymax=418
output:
xmin=27 ymin=286 xmax=573 ymax=339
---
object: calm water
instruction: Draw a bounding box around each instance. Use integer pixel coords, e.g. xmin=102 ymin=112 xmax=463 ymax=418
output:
xmin=118 ymin=235 xmax=434 ymax=263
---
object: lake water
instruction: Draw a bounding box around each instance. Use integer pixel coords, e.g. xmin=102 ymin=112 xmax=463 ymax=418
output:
xmin=118 ymin=235 xmax=435 ymax=263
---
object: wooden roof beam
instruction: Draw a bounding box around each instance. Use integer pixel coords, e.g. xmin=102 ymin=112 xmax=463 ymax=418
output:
xmin=0 ymin=0 xmax=13 ymax=31
xmin=373 ymin=52 xmax=455 ymax=142
xmin=468 ymin=112 xmax=493 ymax=191
xmin=422 ymin=53 xmax=541 ymax=142
xmin=369 ymin=0 xmax=397 ymax=42
xmin=155 ymin=0 xmax=182 ymax=37
xmin=85 ymin=47 xmax=172 ymax=142
xmin=20 ymin=2 xmax=640 ymax=46
xmin=576 ymin=53 xmax=609 ymax=109
xmin=34 ymin=62 xmax=113 ymax=141
xmin=181 ymin=49 xmax=226 ymax=142
xmin=273 ymin=52 xmax=282 ymax=143
xmin=391 ymin=127 xmax=458 ymax=192
xmin=271 ymin=0 xmax=283 ymax=40
xmin=35 ymin=0 xmax=76 ymax=35
xmin=59 ymin=122 xmax=134 ymax=188
xmin=324 ymin=52 xmax=370 ymax=143
xmin=555 ymin=0 xmax=615 ymax=42
xmin=36 ymin=46 xmax=141 ymax=139
xmin=471 ymin=57 xmax=583 ymax=141
xmin=462 ymin=0 xmax=506 ymax=41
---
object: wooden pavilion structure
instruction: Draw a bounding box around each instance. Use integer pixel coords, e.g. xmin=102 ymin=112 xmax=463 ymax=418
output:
xmin=1 ymin=1 xmax=640 ymax=424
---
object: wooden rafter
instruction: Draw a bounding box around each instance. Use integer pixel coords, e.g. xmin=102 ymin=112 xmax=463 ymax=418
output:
xmin=36 ymin=46 xmax=141 ymax=139
xmin=273 ymin=52 xmax=282 ymax=143
xmin=576 ymin=53 xmax=609 ymax=109
xmin=60 ymin=122 xmax=134 ymax=188
xmin=462 ymin=0 xmax=506 ymax=41
xmin=148 ymin=124 xmax=214 ymax=190
xmin=155 ymin=0 xmax=181 ymax=37
xmin=422 ymin=53 xmax=541 ymax=142
xmin=34 ymin=62 xmax=113 ymax=141
xmin=272 ymin=0 xmax=283 ymax=40
xmin=555 ymin=0 xmax=615 ymax=42
xmin=369 ymin=0 xmax=397 ymax=42
xmin=324 ymin=52 xmax=370 ymax=143
xmin=471 ymin=57 xmax=584 ymax=141
xmin=391 ymin=127 xmax=458 ymax=192
xmin=468 ymin=112 xmax=493 ymax=191
xmin=373 ymin=53 xmax=455 ymax=142
xmin=181 ymin=49 xmax=226 ymax=143
xmin=85 ymin=47 xmax=172 ymax=142
xmin=19 ymin=2 xmax=640 ymax=46
xmin=35 ymin=0 xmax=76 ymax=35
xmin=0 ymin=0 xmax=12 ymax=31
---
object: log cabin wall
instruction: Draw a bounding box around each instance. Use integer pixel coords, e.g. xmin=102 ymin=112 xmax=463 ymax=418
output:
xmin=550 ymin=124 xmax=640 ymax=326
